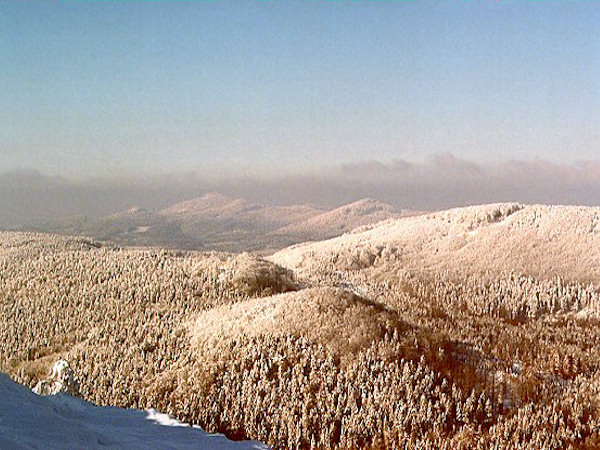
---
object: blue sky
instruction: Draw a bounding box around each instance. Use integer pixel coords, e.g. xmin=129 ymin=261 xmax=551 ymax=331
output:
xmin=1 ymin=1 xmax=599 ymax=177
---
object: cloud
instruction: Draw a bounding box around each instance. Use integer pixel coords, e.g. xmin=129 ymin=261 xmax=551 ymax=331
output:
xmin=310 ymin=154 xmax=600 ymax=209
xmin=1 ymin=154 xmax=599 ymax=227
xmin=226 ymin=154 xmax=600 ymax=209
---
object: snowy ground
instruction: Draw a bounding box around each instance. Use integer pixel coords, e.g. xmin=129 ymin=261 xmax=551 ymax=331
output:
xmin=0 ymin=373 xmax=268 ymax=450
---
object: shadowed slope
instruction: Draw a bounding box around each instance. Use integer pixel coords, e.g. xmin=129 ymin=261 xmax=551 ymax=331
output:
xmin=0 ymin=373 xmax=267 ymax=450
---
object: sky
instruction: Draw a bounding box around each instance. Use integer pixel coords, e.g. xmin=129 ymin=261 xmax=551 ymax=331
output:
xmin=2 ymin=1 xmax=600 ymax=180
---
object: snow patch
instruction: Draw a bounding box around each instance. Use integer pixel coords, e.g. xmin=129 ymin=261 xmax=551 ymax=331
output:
xmin=0 ymin=372 xmax=268 ymax=450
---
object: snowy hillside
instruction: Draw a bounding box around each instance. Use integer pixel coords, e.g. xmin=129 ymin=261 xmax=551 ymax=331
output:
xmin=0 ymin=373 xmax=268 ymax=450
xmin=272 ymin=198 xmax=419 ymax=242
xmin=270 ymin=203 xmax=600 ymax=282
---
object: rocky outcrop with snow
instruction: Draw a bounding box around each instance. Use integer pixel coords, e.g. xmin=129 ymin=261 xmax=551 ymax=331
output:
xmin=33 ymin=359 xmax=80 ymax=396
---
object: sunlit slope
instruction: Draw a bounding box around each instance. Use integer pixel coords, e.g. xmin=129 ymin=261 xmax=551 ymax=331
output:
xmin=272 ymin=198 xmax=419 ymax=242
xmin=271 ymin=203 xmax=600 ymax=282
xmin=190 ymin=287 xmax=401 ymax=363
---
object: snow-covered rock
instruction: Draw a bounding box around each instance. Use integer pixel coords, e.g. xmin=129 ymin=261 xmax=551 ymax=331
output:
xmin=0 ymin=373 xmax=268 ymax=450
xmin=33 ymin=359 xmax=79 ymax=396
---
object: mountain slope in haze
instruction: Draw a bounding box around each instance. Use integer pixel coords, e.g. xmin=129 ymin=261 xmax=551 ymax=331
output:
xmin=157 ymin=193 xmax=325 ymax=251
xmin=270 ymin=203 xmax=600 ymax=282
xmin=40 ymin=207 xmax=183 ymax=249
xmin=66 ymin=207 xmax=161 ymax=238
xmin=26 ymin=193 xmax=326 ymax=251
xmin=0 ymin=373 xmax=267 ymax=450
xmin=159 ymin=192 xmax=237 ymax=215
xmin=27 ymin=193 xmax=420 ymax=252
xmin=159 ymin=192 xmax=324 ymax=235
xmin=272 ymin=198 xmax=420 ymax=242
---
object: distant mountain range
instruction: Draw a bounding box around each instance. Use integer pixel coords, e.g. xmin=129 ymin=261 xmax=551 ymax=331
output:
xmin=26 ymin=193 xmax=419 ymax=252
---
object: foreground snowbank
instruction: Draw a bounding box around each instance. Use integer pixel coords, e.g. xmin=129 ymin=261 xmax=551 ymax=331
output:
xmin=0 ymin=373 xmax=268 ymax=450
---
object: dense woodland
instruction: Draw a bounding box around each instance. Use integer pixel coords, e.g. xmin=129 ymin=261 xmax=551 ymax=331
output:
xmin=1 ymin=231 xmax=600 ymax=449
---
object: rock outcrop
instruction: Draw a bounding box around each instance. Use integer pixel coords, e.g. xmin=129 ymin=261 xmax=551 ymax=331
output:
xmin=33 ymin=359 xmax=80 ymax=396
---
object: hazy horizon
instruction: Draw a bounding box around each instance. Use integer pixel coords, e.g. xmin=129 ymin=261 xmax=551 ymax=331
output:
xmin=2 ymin=152 xmax=600 ymax=227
